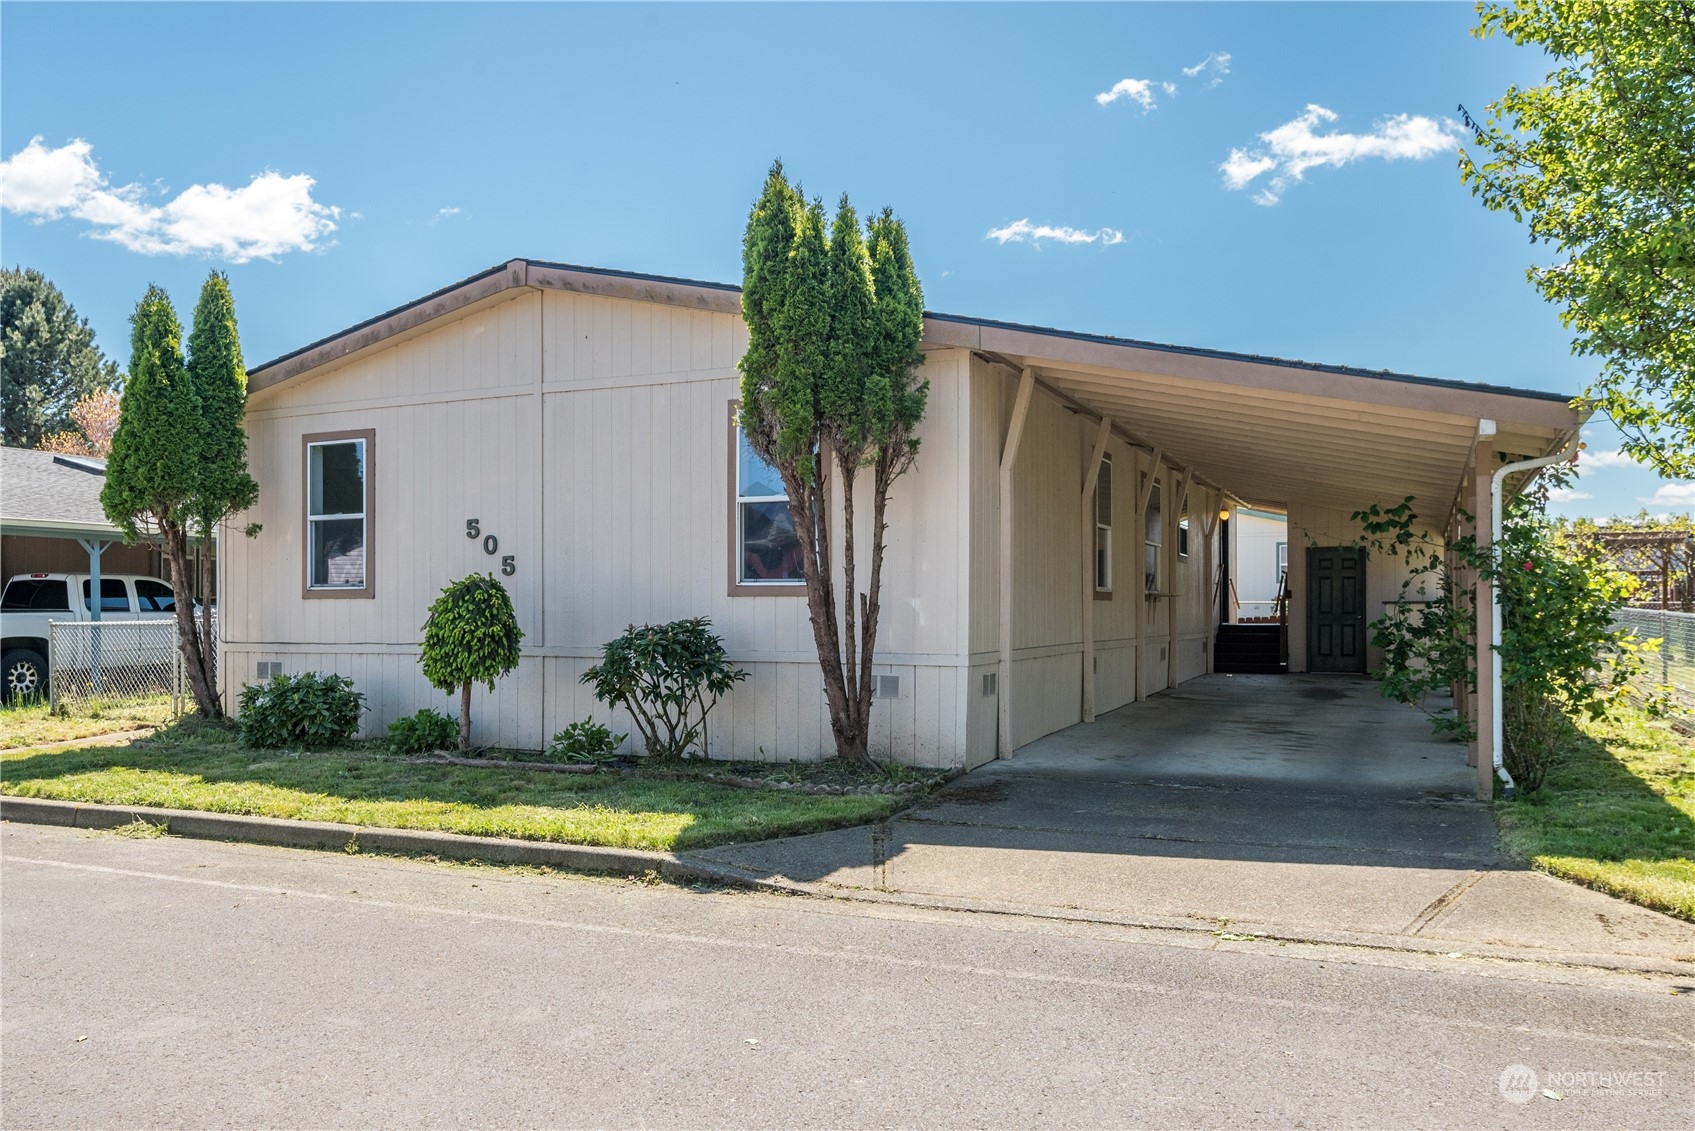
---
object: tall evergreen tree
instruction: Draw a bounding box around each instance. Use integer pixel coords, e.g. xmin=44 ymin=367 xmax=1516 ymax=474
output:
xmin=184 ymin=271 xmax=260 ymax=692
xmin=100 ymin=285 xmax=219 ymax=716
xmin=1 ymin=267 xmax=122 ymax=448
xmin=739 ymin=162 xmax=928 ymax=763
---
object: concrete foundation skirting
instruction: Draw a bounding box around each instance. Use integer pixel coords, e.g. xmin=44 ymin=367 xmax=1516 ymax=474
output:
xmin=0 ymin=796 xmax=733 ymax=885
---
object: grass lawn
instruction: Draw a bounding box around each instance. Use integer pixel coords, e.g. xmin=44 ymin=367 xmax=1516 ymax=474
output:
xmin=0 ymin=697 xmax=176 ymax=750
xmin=0 ymin=716 xmax=907 ymax=852
xmin=1495 ymin=708 xmax=1695 ymax=921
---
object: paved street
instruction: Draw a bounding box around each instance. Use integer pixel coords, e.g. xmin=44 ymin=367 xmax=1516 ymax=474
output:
xmin=3 ymin=822 xmax=1691 ymax=1128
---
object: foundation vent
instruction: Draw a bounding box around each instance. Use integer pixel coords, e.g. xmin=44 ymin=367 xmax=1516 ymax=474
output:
xmin=255 ymin=660 xmax=283 ymax=680
xmin=982 ymin=672 xmax=998 ymax=697
xmin=873 ymin=674 xmax=902 ymax=700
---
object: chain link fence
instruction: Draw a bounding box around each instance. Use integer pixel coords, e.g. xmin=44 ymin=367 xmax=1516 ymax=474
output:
xmin=1614 ymin=607 xmax=1695 ymax=730
xmin=48 ymin=619 xmax=188 ymax=716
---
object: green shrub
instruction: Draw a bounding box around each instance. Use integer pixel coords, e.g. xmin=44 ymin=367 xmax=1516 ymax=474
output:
xmin=544 ymin=716 xmax=628 ymax=765
xmin=582 ymin=618 xmax=747 ymax=760
xmin=1501 ymin=686 xmax=1566 ymax=795
xmin=238 ymin=672 xmax=364 ymax=750
xmin=420 ymin=573 xmax=524 ymax=752
xmin=387 ymin=708 xmax=458 ymax=754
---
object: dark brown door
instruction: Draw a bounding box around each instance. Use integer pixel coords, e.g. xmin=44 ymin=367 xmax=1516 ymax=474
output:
xmin=1307 ymin=546 xmax=1367 ymax=673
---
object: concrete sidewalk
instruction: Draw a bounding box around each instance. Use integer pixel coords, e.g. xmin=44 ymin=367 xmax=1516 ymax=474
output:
xmin=686 ymin=675 xmax=1695 ymax=972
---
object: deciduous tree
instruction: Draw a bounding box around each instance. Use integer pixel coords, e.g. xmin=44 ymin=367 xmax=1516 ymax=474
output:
xmin=1460 ymin=0 xmax=1695 ymax=477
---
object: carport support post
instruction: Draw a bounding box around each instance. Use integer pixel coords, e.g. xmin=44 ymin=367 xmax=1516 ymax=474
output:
xmin=1471 ymin=441 xmax=1497 ymax=800
xmin=77 ymin=538 xmax=111 ymax=695
xmin=1080 ymin=417 xmax=1113 ymax=722
xmin=1132 ymin=449 xmax=1162 ymax=704
xmin=1168 ymin=470 xmax=1191 ymax=691
xmin=998 ymin=367 xmax=1036 ymax=758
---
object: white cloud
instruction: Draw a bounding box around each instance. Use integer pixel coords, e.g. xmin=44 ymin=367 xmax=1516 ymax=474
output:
xmin=986 ymin=219 xmax=1125 ymax=248
xmin=1641 ymin=483 xmax=1695 ymax=506
xmin=0 ymin=136 xmax=339 ymax=262
xmin=1547 ymin=487 xmax=1594 ymax=502
xmin=431 ymin=206 xmax=462 ymax=224
xmin=1220 ymin=104 xmax=1463 ymax=204
xmin=1221 ymin=149 xmax=1276 ymax=190
xmin=1182 ymin=51 xmax=1232 ymax=86
xmin=1096 ymin=78 xmax=1160 ymax=112
xmin=1576 ymin=447 xmax=1637 ymax=470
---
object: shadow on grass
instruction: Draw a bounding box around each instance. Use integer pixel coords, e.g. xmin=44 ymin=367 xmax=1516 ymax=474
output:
xmin=0 ymin=717 xmax=907 ymax=852
xmin=1495 ymin=713 xmax=1695 ymax=920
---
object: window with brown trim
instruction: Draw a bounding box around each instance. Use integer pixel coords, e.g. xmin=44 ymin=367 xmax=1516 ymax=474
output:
xmin=728 ymin=405 xmax=805 ymax=594
xmin=303 ymin=429 xmax=375 ymax=599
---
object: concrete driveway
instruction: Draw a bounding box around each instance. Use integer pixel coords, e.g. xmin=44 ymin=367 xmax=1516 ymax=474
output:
xmin=689 ymin=675 xmax=1695 ymax=969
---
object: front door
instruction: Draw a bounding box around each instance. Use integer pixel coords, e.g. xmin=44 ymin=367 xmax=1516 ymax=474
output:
xmin=1307 ymin=546 xmax=1367 ymax=673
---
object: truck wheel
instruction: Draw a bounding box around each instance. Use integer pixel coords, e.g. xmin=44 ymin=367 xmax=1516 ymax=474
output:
xmin=2 ymin=649 xmax=48 ymax=702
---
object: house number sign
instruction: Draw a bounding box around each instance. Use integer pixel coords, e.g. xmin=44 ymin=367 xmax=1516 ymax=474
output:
xmin=465 ymin=519 xmax=516 ymax=576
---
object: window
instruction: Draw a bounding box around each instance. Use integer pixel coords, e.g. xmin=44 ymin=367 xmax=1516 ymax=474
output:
xmin=1178 ymin=515 xmax=1191 ymax=558
xmin=81 ymin=578 xmax=131 ymax=613
xmin=1144 ymin=479 xmax=1163 ymax=594
xmin=1094 ymin=456 xmax=1112 ymax=594
xmin=2 ymin=578 xmax=69 ymax=611
xmin=304 ymin=429 xmax=375 ymax=598
xmin=134 ymin=579 xmax=177 ymax=612
xmin=730 ymin=408 xmax=804 ymax=591
xmin=1276 ymin=541 xmax=1289 ymax=586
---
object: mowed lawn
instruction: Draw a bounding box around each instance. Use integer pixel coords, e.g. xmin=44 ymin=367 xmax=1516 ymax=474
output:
xmin=1496 ymin=709 xmax=1695 ymax=921
xmin=0 ymin=719 xmax=907 ymax=852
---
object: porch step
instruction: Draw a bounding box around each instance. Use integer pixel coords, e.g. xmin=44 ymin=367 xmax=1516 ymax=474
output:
xmin=1214 ymin=623 xmax=1286 ymax=675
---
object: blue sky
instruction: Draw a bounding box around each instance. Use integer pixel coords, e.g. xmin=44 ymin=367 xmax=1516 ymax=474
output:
xmin=2 ymin=1 xmax=1687 ymax=519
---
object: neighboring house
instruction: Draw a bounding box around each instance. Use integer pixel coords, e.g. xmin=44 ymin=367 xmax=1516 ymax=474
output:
xmin=1229 ymin=507 xmax=1289 ymax=622
xmin=228 ymin=259 xmax=1583 ymax=792
xmin=0 ymin=447 xmax=159 ymax=582
xmin=0 ymin=445 xmax=214 ymax=603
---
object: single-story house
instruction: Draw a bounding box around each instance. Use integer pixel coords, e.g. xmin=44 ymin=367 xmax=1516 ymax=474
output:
xmin=227 ymin=259 xmax=1584 ymax=797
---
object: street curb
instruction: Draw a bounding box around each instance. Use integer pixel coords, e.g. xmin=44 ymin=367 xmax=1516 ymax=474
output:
xmin=6 ymin=796 xmax=1690 ymax=978
xmin=0 ymin=797 xmax=735 ymax=887
xmin=672 ymin=856 xmax=1695 ymax=979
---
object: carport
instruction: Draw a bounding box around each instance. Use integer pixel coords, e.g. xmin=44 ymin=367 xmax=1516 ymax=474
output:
xmin=929 ymin=314 xmax=1586 ymax=799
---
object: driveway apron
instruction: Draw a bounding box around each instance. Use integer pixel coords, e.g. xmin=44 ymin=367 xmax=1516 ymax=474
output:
xmin=687 ymin=675 xmax=1695 ymax=965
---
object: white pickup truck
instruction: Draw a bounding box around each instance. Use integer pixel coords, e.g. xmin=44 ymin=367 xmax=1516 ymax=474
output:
xmin=0 ymin=573 xmax=185 ymax=700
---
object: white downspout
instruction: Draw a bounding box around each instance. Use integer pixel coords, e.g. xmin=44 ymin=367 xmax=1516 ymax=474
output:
xmin=1488 ymin=433 xmax=1582 ymax=796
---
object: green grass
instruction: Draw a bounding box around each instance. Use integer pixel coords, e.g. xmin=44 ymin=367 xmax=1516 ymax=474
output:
xmin=1495 ymin=708 xmax=1695 ymax=921
xmin=0 ymin=697 xmax=176 ymax=750
xmin=0 ymin=717 xmax=907 ymax=851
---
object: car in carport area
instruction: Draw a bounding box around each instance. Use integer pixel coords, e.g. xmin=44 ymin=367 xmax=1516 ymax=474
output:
xmin=0 ymin=573 xmax=184 ymax=700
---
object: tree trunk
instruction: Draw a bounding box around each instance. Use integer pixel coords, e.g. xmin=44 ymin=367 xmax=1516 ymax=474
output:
xmin=163 ymin=521 xmax=220 ymax=718
xmin=195 ymin=536 xmax=217 ymax=707
xmin=458 ymin=682 xmax=472 ymax=752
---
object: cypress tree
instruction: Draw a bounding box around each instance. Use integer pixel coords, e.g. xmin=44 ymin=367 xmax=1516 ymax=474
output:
xmin=739 ymin=162 xmax=928 ymax=763
xmin=184 ymin=271 xmax=259 ymax=693
xmin=101 ymin=285 xmax=228 ymax=718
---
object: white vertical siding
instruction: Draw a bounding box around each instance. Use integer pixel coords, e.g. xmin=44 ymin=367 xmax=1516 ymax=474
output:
xmin=1285 ymin=502 xmax=1439 ymax=673
xmin=228 ymin=290 xmax=978 ymax=766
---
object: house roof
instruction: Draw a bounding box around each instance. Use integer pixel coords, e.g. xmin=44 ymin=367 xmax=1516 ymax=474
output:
xmin=0 ymin=447 xmax=128 ymax=539
xmin=248 ymin=258 xmax=1586 ymax=518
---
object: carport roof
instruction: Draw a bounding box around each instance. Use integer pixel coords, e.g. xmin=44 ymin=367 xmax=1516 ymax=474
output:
xmin=0 ymin=447 xmax=125 ymax=540
xmin=249 ymin=258 xmax=1586 ymax=521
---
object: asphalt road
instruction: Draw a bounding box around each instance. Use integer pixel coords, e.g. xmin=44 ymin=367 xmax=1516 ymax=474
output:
xmin=3 ymin=822 xmax=1690 ymax=1129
